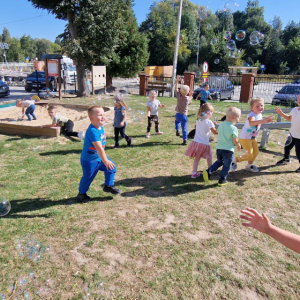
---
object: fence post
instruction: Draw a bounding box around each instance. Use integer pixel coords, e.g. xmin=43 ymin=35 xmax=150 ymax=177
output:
xmin=277 ymin=114 xmax=282 ymax=122
xmin=260 ymin=128 xmax=270 ymax=148
xmin=240 ymin=73 xmax=256 ymax=103
xmin=139 ymin=72 xmax=149 ymax=96
xmin=183 ymin=72 xmax=195 ymax=97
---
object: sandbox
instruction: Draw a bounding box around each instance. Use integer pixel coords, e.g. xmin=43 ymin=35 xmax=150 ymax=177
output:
xmin=0 ymin=101 xmax=112 ymax=137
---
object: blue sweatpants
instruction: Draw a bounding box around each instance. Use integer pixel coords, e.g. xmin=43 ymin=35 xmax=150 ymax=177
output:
xmin=79 ymin=158 xmax=116 ymax=194
xmin=175 ymin=112 xmax=188 ymax=140
xmin=25 ymin=104 xmax=36 ymax=121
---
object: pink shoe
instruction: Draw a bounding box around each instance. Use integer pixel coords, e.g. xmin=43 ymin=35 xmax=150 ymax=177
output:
xmin=191 ymin=172 xmax=200 ymax=178
xmin=145 ymin=132 xmax=150 ymax=138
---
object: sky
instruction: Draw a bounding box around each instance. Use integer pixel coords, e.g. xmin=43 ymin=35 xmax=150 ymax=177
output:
xmin=0 ymin=0 xmax=299 ymax=43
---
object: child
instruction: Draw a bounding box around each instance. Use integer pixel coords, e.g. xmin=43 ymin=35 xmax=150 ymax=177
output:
xmin=16 ymin=97 xmax=37 ymax=121
xmin=42 ymin=105 xmax=85 ymax=141
xmin=174 ymin=75 xmax=192 ymax=145
xmin=77 ymin=105 xmax=121 ymax=203
xmin=195 ymin=83 xmax=212 ymax=106
xmin=275 ymin=95 xmax=300 ymax=173
xmin=240 ymin=208 xmax=300 ymax=254
xmin=113 ymin=93 xmax=132 ymax=149
xmin=231 ymin=98 xmax=273 ymax=173
xmin=203 ymin=107 xmax=241 ymax=186
xmin=185 ymin=103 xmax=218 ymax=178
xmin=146 ymin=90 xmax=165 ymax=138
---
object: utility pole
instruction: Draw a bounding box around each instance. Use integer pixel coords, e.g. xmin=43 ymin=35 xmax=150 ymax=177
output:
xmin=196 ymin=15 xmax=201 ymax=66
xmin=171 ymin=0 xmax=183 ymax=98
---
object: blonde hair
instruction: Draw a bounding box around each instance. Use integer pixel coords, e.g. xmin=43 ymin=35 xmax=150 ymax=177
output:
xmin=226 ymin=107 xmax=241 ymax=119
xmin=88 ymin=105 xmax=103 ymax=117
xmin=250 ymin=97 xmax=264 ymax=108
xmin=197 ymin=103 xmax=214 ymax=120
xmin=113 ymin=93 xmax=127 ymax=108
xmin=180 ymin=85 xmax=190 ymax=96
xmin=149 ymin=90 xmax=157 ymax=97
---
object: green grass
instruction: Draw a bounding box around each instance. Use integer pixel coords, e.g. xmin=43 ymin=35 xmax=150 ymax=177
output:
xmin=0 ymin=95 xmax=300 ymax=299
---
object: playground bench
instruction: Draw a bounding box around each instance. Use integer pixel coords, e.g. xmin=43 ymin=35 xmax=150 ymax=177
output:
xmin=146 ymin=82 xmax=168 ymax=97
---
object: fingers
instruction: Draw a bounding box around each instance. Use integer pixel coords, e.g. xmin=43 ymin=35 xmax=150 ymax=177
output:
xmin=245 ymin=207 xmax=260 ymax=216
xmin=240 ymin=215 xmax=252 ymax=221
xmin=241 ymin=223 xmax=253 ymax=227
xmin=240 ymin=209 xmax=256 ymax=217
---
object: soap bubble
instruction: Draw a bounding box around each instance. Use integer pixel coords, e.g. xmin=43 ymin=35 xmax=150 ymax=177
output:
xmin=214 ymin=59 xmax=220 ymax=64
xmin=179 ymin=34 xmax=184 ymax=40
xmin=236 ymin=30 xmax=246 ymax=41
xmin=243 ymin=63 xmax=250 ymax=67
xmin=199 ymin=8 xmax=207 ymax=20
xmin=119 ymin=86 xmax=128 ymax=95
xmin=250 ymin=31 xmax=264 ymax=45
xmin=210 ymin=38 xmax=217 ymax=45
xmin=226 ymin=39 xmax=236 ymax=50
xmin=228 ymin=48 xmax=241 ymax=58
xmin=0 ymin=198 xmax=11 ymax=217
xmin=207 ymin=24 xmax=212 ymax=29
xmin=223 ymin=0 xmax=239 ymax=13
xmin=40 ymin=87 xmax=53 ymax=98
xmin=16 ymin=235 xmax=49 ymax=261
xmin=223 ymin=31 xmax=231 ymax=40
xmin=286 ymin=67 xmax=290 ymax=72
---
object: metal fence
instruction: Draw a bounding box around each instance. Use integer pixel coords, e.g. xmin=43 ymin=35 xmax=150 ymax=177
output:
xmin=253 ymin=75 xmax=300 ymax=103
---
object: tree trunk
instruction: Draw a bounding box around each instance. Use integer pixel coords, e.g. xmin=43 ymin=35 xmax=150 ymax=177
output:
xmin=106 ymin=73 xmax=113 ymax=87
xmin=67 ymin=12 xmax=89 ymax=97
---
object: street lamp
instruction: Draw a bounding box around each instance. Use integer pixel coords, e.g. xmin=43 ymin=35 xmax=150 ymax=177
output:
xmin=0 ymin=43 xmax=9 ymax=68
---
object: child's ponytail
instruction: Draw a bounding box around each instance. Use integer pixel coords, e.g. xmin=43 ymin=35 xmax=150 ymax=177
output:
xmin=114 ymin=93 xmax=127 ymax=108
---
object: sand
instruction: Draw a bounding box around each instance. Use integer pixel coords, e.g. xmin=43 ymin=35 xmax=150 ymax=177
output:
xmin=0 ymin=105 xmax=114 ymax=132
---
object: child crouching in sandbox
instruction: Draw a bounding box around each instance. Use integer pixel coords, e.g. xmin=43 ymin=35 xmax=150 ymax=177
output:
xmin=16 ymin=97 xmax=37 ymax=121
xmin=42 ymin=105 xmax=85 ymax=141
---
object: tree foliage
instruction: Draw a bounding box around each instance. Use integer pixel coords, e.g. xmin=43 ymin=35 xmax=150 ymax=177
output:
xmin=28 ymin=0 xmax=149 ymax=95
xmin=140 ymin=0 xmax=300 ymax=75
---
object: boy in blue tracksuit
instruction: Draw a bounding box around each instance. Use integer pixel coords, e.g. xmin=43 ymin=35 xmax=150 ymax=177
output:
xmin=77 ymin=106 xmax=121 ymax=203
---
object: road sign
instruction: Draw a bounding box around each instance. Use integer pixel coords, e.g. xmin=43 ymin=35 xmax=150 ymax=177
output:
xmin=4 ymin=43 xmax=9 ymax=49
xmin=260 ymin=65 xmax=265 ymax=70
xmin=0 ymin=43 xmax=3 ymax=49
xmin=203 ymin=62 xmax=209 ymax=74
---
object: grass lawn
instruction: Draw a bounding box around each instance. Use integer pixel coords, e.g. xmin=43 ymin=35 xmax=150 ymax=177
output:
xmin=1 ymin=95 xmax=300 ymax=299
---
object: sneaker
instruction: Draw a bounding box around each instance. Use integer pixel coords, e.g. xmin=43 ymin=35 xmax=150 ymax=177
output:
xmin=78 ymin=131 xmax=85 ymax=141
xmin=76 ymin=193 xmax=91 ymax=203
xmin=176 ymin=130 xmax=180 ymax=136
xmin=182 ymin=140 xmax=187 ymax=145
xmin=146 ymin=132 xmax=150 ymax=138
xmin=230 ymin=162 xmax=237 ymax=172
xmin=191 ymin=172 xmax=200 ymax=178
xmin=103 ymin=185 xmax=121 ymax=195
xmin=156 ymin=131 xmax=163 ymax=135
xmin=113 ymin=145 xmax=119 ymax=149
xmin=296 ymin=167 xmax=300 ymax=173
xmin=276 ymin=158 xmax=291 ymax=165
xmin=244 ymin=165 xmax=260 ymax=172
xmin=203 ymin=169 xmax=211 ymax=182
xmin=218 ymin=179 xmax=228 ymax=186
xmin=127 ymin=137 xmax=132 ymax=146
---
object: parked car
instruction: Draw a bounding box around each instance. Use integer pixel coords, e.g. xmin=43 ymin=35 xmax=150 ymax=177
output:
xmin=271 ymin=84 xmax=300 ymax=106
xmin=25 ymin=71 xmax=55 ymax=92
xmin=193 ymin=80 xmax=234 ymax=101
xmin=0 ymin=80 xmax=10 ymax=97
xmin=292 ymin=78 xmax=300 ymax=84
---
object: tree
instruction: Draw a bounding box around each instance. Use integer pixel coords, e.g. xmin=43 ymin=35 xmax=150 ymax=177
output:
xmin=20 ymin=35 xmax=37 ymax=60
xmin=282 ymin=21 xmax=300 ymax=46
xmin=35 ymin=38 xmax=52 ymax=59
xmin=285 ymin=37 xmax=300 ymax=73
xmin=29 ymin=0 xmax=147 ymax=96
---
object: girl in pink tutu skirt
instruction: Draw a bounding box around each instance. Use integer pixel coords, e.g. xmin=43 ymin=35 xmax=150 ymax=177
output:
xmin=185 ymin=103 xmax=218 ymax=178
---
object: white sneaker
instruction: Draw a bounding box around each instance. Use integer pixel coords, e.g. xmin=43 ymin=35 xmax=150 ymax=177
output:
xmin=145 ymin=132 xmax=150 ymax=138
xmin=156 ymin=131 xmax=163 ymax=135
xmin=244 ymin=164 xmax=259 ymax=172
xmin=230 ymin=162 xmax=237 ymax=172
xmin=78 ymin=131 xmax=85 ymax=141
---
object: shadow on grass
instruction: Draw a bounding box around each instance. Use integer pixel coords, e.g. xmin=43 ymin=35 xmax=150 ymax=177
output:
xmin=105 ymin=141 xmax=181 ymax=149
xmin=116 ymin=175 xmax=217 ymax=197
xmin=5 ymin=195 xmax=113 ymax=218
xmin=40 ymin=149 xmax=82 ymax=156
xmin=260 ymin=148 xmax=297 ymax=159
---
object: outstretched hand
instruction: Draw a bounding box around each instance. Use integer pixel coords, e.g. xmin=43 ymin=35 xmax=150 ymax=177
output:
xmin=240 ymin=208 xmax=272 ymax=234
xmin=275 ymin=106 xmax=282 ymax=114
